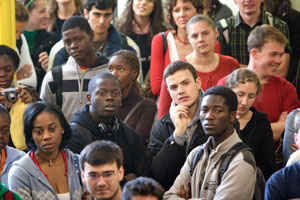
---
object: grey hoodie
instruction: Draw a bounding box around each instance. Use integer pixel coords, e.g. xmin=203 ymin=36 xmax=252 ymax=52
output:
xmin=8 ymin=149 xmax=83 ymax=200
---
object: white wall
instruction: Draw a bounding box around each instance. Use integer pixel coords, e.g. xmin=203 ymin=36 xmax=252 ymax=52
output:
xmin=291 ymin=0 xmax=300 ymax=12
xmin=220 ymin=0 xmax=238 ymax=15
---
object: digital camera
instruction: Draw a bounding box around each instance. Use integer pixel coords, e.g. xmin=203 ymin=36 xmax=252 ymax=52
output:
xmin=2 ymin=88 xmax=19 ymax=103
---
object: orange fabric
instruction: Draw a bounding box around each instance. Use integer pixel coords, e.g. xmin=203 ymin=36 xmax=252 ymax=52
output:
xmin=0 ymin=148 xmax=7 ymax=175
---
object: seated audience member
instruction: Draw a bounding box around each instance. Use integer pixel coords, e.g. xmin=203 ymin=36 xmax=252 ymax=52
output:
xmin=164 ymin=86 xmax=256 ymax=199
xmin=0 ymin=45 xmax=38 ymax=150
xmin=80 ymin=141 xmax=124 ymax=200
xmin=108 ymin=50 xmax=156 ymax=144
xmin=283 ymin=109 xmax=299 ymax=162
xmin=15 ymin=0 xmax=37 ymax=88
xmin=122 ymin=177 xmax=164 ymax=200
xmin=49 ymin=0 xmax=140 ymax=74
xmin=115 ymin=0 xmax=167 ymax=79
xmin=216 ymin=0 xmax=291 ymax=77
xmin=226 ymin=68 xmax=275 ymax=179
xmin=22 ymin=0 xmax=60 ymax=91
xmin=218 ymin=25 xmax=299 ymax=142
xmin=68 ymin=72 xmax=149 ymax=181
xmin=158 ymin=14 xmax=238 ymax=119
xmin=202 ymin=0 xmax=232 ymax=23
xmin=40 ymin=16 xmax=108 ymax=122
xmin=150 ymin=0 xmax=206 ymax=119
xmin=8 ymin=102 xmax=83 ymax=200
xmin=0 ymin=105 xmax=25 ymax=186
xmin=148 ymin=61 xmax=209 ymax=190
xmin=286 ymin=110 xmax=300 ymax=166
xmin=264 ymin=0 xmax=300 ymax=83
xmin=47 ymin=0 xmax=83 ymax=38
xmin=265 ymin=161 xmax=300 ymax=199
xmin=184 ymin=14 xmax=240 ymax=91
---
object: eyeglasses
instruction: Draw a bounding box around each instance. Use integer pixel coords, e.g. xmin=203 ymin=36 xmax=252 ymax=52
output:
xmin=85 ymin=171 xmax=116 ymax=181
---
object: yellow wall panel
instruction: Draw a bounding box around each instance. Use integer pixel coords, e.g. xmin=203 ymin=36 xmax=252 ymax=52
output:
xmin=0 ymin=0 xmax=16 ymax=49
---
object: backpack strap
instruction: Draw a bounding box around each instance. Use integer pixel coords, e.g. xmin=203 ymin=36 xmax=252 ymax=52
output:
xmin=218 ymin=142 xmax=251 ymax=183
xmin=4 ymin=189 xmax=14 ymax=200
xmin=160 ymin=32 xmax=167 ymax=55
xmin=189 ymin=145 xmax=205 ymax=176
xmin=73 ymin=154 xmax=82 ymax=186
xmin=119 ymin=33 xmax=128 ymax=49
xmin=266 ymin=11 xmax=274 ymax=27
xmin=219 ymin=19 xmax=229 ymax=45
xmin=123 ymin=100 xmax=143 ymax=124
xmin=51 ymin=65 xmax=63 ymax=108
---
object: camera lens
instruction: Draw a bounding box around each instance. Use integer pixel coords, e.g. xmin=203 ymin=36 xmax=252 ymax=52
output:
xmin=7 ymin=92 xmax=17 ymax=103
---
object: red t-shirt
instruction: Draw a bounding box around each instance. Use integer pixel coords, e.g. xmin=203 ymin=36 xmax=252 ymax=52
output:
xmin=217 ymin=75 xmax=300 ymax=122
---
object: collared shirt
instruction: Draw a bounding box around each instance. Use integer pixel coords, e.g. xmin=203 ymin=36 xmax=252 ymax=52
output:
xmin=217 ymin=8 xmax=292 ymax=65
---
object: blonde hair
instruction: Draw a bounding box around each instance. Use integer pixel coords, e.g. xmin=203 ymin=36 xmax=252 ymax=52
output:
xmin=226 ymin=68 xmax=262 ymax=94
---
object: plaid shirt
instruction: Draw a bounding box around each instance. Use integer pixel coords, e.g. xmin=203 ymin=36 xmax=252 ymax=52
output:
xmin=217 ymin=9 xmax=292 ymax=65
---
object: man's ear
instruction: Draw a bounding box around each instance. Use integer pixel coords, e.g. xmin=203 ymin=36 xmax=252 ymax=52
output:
xmin=230 ymin=111 xmax=237 ymax=122
xmin=87 ymin=93 xmax=91 ymax=104
xmin=118 ymin=166 xmax=124 ymax=181
xmin=196 ymin=77 xmax=202 ymax=90
xmin=81 ymin=170 xmax=86 ymax=184
xmin=83 ymin=9 xmax=89 ymax=19
xmin=89 ymin=30 xmax=94 ymax=43
xmin=250 ymin=48 xmax=258 ymax=60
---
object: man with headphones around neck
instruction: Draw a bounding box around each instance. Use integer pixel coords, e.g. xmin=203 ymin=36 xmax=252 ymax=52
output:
xmin=68 ymin=72 xmax=149 ymax=183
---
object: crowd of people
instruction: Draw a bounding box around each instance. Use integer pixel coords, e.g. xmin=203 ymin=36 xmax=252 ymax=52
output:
xmin=0 ymin=0 xmax=300 ymax=199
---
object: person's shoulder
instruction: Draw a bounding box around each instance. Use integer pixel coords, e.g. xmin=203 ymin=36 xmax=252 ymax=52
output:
xmin=218 ymin=54 xmax=239 ymax=64
xmin=251 ymin=107 xmax=268 ymax=121
xmin=217 ymin=75 xmax=229 ymax=86
xmin=140 ymin=97 xmax=157 ymax=108
xmin=270 ymin=76 xmax=296 ymax=89
xmin=5 ymin=146 xmax=26 ymax=157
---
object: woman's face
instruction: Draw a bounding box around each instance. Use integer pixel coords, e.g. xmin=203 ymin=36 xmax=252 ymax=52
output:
xmin=32 ymin=111 xmax=64 ymax=154
xmin=172 ymin=0 xmax=198 ymax=30
xmin=108 ymin=55 xmax=137 ymax=91
xmin=187 ymin=20 xmax=216 ymax=55
xmin=27 ymin=0 xmax=49 ymax=30
xmin=133 ymin=0 xmax=155 ymax=19
xmin=232 ymin=81 xmax=258 ymax=118
xmin=0 ymin=114 xmax=10 ymax=151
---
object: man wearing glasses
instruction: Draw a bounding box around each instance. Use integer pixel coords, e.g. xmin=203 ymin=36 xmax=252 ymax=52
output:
xmin=80 ymin=140 xmax=124 ymax=200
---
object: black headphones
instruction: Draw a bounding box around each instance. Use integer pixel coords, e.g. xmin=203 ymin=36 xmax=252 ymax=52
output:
xmin=98 ymin=117 xmax=120 ymax=136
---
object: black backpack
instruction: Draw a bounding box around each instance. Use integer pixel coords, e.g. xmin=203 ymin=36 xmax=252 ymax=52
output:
xmin=51 ymin=65 xmax=63 ymax=108
xmin=189 ymin=142 xmax=265 ymax=200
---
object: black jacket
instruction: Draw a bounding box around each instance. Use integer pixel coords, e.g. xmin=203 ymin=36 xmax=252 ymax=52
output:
xmin=68 ymin=105 xmax=149 ymax=177
xmin=30 ymin=30 xmax=60 ymax=91
xmin=240 ymin=107 xmax=276 ymax=180
xmin=148 ymin=113 xmax=209 ymax=190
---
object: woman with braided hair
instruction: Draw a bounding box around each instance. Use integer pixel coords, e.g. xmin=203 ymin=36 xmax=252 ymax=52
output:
xmin=108 ymin=50 xmax=157 ymax=145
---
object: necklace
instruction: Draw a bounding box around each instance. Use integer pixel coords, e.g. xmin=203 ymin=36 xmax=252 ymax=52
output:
xmin=36 ymin=151 xmax=60 ymax=167
xmin=176 ymin=35 xmax=190 ymax=45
